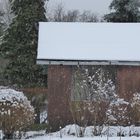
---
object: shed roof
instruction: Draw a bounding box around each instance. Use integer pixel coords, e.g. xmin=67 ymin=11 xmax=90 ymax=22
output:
xmin=37 ymin=22 xmax=140 ymax=66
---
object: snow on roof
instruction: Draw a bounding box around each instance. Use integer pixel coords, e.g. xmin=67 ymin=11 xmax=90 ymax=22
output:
xmin=37 ymin=22 xmax=140 ymax=65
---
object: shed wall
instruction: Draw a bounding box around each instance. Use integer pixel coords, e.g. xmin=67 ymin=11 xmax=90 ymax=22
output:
xmin=47 ymin=65 xmax=140 ymax=130
xmin=47 ymin=65 xmax=73 ymax=131
xmin=117 ymin=66 xmax=140 ymax=101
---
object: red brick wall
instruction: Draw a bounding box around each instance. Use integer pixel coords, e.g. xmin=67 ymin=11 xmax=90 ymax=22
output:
xmin=117 ymin=66 xmax=140 ymax=101
xmin=47 ymin=65 xmax=140 ymax=130
xmin=47 ymin=65 xmax=73 ymax=131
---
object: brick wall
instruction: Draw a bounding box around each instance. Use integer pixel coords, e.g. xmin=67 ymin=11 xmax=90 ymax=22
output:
xmin=47 ymin=65 xmax=73 ymax=131
xmin=117 ymin=66 xmax=140 ymax=101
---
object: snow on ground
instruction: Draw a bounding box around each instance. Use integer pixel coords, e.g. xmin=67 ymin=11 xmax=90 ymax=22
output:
xmin=23 ymin=130 xmax=46 ymax=139
xmin=28 ymin=124 xmax=140 ymax=140
xmin=1 ymin=124 xmax=140 ymax=139
xmin=29 ymin=136 xmax=140 ymax=140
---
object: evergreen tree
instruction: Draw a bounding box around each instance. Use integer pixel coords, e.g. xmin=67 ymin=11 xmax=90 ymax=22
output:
xmin=104 ymin=0 xmax=140 ymax=22
xmin=0 ymin=25 xmax=3 ymax=37
xmin=0 ymin=11 xmax=4 ymax=37
xmin=0 ymin=0 xmax=47 ymax=88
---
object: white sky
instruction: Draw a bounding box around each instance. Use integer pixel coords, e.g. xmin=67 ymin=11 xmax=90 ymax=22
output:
xmin=48 ymin=0 xmax=112 ymax=16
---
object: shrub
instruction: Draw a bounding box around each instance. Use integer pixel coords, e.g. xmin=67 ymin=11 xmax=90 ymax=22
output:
xmin=0 ymin=86 xmax=34 ymax=139
xmin=26 ymin=123 xmax=48 ymax=131
xmin=130 ymin=93 xmax=140 ymax=125
xmin=107 ymin=98 xmax=130 ymax=125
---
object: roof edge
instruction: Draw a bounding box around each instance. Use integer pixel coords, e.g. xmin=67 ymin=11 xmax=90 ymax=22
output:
xmin=37 ymin=59 xmax=140 ymax=66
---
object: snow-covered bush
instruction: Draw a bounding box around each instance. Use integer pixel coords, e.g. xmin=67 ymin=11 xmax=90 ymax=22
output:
xmin=72 ymin=67 xmax=116 ymax=102
xmin=71 ymin=67 xmax=115 ymax=126
xmin=52 ymin=124 xmax=140 ymax=137
xmin=0 ymin=87 xmax=34 ymax=139
xmin=130 ymin=93 xmax=140 ymax=125
xmin=107 ymin=98 xmax=130 ymax=126
xmin=70 ymin=66 xmax=116 ymax=136
xmin=59 ymin=124 xmax=83 ymax=137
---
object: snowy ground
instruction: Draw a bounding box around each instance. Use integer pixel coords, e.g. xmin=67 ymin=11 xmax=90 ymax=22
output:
xmin=27 ymin=124 xmax=140 ymax=140
xmin=29 ymin=136 xmax=140 ymax=140
xmin=1 ymin=124 xmax=140 ymax=139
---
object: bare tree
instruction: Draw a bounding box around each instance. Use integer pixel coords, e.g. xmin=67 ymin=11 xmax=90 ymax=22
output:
xmin=0 ymin=11 xmax=4 ymax=36
xmin=79 ymin=10 xmax=99 ymax=22
xmin=64 ymin=10 xmax=79 ymax=22
xmin=70 ymin=66 xmax=116 ymax=136
xmin=49 ymin=3 xmax=66 ymax=22
xmin=0 ymin=0 xmax=13 ymax=29
xmin=47 ymin=3 xmax=99 ymax=22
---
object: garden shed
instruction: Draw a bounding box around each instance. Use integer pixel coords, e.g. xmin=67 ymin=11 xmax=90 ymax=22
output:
xmin=37 ymin=22 xmax=140 ymax=130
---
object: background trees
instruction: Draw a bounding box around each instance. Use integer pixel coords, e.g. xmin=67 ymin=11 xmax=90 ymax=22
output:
xmin=0 ymin=0 xmax=47 ymax=88
xmin=0 ymin=10 xmax=4 ymax=37
xmin=47 ymin=3 xmax=99 ymax=22
xmin=104 ymin=0 xmax=140 ymax=22
xmin=0 ymin=0 xmax=13 ymax=37
xmin=0 ymin=0 xmax=48 ymax=126
xmin=0 ymin=0 xmax=100 ymax=88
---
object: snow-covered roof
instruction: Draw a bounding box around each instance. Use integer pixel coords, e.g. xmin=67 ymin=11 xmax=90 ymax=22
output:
xmin=37 ymin=22 xmax=140 ymax=66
